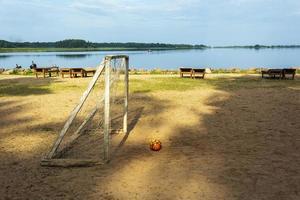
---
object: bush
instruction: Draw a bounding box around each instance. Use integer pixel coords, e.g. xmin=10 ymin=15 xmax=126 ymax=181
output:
xmin=9 ymin=69 xmax=20 ymax=75
xmin=23 ymin=69 xmax=33 ymax=75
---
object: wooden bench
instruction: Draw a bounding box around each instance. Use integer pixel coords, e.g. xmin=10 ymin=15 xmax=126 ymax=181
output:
xmin=179 ymin=68 xmax=193 ymax=78
xmin=71 ymin=68 xmax=86 ymax=78
xmin=34 ymin=67 xmax=60 ymax=78
xmin=192 ymin=68 xmax=205 ymax=79
xmin=61 ymin=68 xmax=95 ymax=78
xmin=48 ymin=67 xmax=60 ymax=77
xmin=180 ymin=68 xmax=206 ymax=79
xmin=262 ymin=69 xmax=283 ymax=79
xmin=262 ymin=68 xmax=296 ymax=79
xmin=34 ymin=68 xmax=51 ymax=78
xmin=84 ymin=68 xmax=97 ymax=77
xmin=60 ymin=68 xmax=72 ymax=78
xmin=283 ymin=69 xmax=296 ymax=79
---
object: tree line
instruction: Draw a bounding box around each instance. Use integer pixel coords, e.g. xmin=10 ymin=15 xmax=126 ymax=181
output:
xmin=214 ymin=44 xmax=300 ymax=49
xmin=1 ymin=39 xmax=299 ymax=49
xmin=0 ymin=39 xmax=208 ymax=49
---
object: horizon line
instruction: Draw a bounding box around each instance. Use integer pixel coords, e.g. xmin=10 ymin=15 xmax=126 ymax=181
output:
xmin=1 ymin=39 xmax=300 ymax=47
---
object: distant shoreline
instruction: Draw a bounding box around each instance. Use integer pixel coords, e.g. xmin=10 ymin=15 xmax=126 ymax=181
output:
xmin=2 ymin=46 xmax=300 ymax=53
xmin=1 ymin=39 xmax=300 ymax=53
xmin=0 ymin=47 xmax=205 ymax=53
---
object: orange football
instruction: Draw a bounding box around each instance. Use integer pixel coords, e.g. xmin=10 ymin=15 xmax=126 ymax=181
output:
xmin=150 ymin=139 xmax=162 ymax=151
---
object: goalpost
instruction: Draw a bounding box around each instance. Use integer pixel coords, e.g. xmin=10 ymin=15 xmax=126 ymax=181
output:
xmin=41 ymin=55 xmax=129 ymax=167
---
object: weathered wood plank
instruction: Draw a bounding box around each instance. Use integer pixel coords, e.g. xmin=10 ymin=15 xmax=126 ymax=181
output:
xmin=123 ymin=57 xmax=129 ymax=134
xmin=40 ymin=159 xmax=104 ymax=167
xmin=103 ymin=58 xmax=111 ymax=162
xmin=105 ymin=55 xmax=129 ymax=59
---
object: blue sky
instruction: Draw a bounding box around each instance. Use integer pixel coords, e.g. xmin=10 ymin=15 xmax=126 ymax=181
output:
xmin=0 ymin=0 xmax=300 ymax=45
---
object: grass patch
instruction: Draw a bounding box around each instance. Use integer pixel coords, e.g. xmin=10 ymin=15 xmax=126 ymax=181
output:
xmin=129 ymin=76 xmax=300 ymax=93
xmin=7 ymin=69 xmax=34 ymax=76
xmin=130 ymin=77 xmax=211 ymax=93
xmin=0 ymin=74 xmax=299 ymax=97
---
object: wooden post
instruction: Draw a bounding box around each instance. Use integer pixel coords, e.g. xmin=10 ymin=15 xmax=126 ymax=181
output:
xmin=103 ymin=58 xmax=111 ymax=162
xmin=123 ymin=57 xmax=129 ymax=134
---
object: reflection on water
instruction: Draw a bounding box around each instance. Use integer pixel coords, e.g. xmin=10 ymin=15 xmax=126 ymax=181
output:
xmin=56 ymin=54 xmax=90 ymax=59
xmin=0 ymin=49 xmax=300 ymax=69
xmin=0 ymin=55 xmax=12 ymax=59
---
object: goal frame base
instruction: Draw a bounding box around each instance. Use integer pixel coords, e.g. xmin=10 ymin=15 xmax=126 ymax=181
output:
xmin=41 ymin=159 xmax=104 ymax=167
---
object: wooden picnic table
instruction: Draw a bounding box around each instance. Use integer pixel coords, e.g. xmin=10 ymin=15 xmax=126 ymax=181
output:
xmin=262 ymin=68 xmax=296 ymax=79
xmin=34 ymin=66 xmax=59 ymax=78
xmin=179 ymin=68 xmax=206 ymax=79
xmin=60 ymin=68 xmax=97 ymax=78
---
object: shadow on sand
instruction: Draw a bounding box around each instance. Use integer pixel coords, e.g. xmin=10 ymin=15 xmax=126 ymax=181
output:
xmin=1 ymin=75 xmax=299 ymax=199
xmin=0 ymin=76 xmax=62 ymax=96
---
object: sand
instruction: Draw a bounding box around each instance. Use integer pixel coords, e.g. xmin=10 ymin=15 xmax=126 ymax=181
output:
xmin=0 ymin=74 xmax=299 ymax=200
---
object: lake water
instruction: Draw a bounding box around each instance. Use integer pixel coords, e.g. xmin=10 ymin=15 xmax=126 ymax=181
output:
xmin=0 ymin=48 xmax=300 ymax=70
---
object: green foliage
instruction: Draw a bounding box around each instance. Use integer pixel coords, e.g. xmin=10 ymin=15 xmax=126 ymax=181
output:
xmin=23 ymin=69 xmax=34 ymax=75
xmin=7 ymin=69 xmax=33 ymax=75
xmin=0 ymin=39 xmax=209 ymax=49
xmin=9 ymin=69 xmax=20 ymax=75
xmin=149 ymin=69 xmax=163 ymax=74
xmin=55 ymin=39 xmax=91 ymax=48
xmin=0 ymin=40 xmax=16 ymax=48
xmin=211 ymin=68 xmax=261 ymax=74
xmin=2 ymin=39 xmax=300 ymax=50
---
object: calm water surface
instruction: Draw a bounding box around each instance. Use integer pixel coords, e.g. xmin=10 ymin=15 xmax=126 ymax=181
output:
xmin=0 ymin=48 xmax=299 ymax=69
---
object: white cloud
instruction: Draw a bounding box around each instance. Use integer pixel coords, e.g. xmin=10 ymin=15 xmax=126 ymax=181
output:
xmin=70 ymin=0 xmax=201 ymax=15
xmin=1 ymin=0 xmax=300 ymax=44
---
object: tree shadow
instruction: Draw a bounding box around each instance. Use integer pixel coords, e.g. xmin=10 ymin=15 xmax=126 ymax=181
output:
xmin=127 ymin=75 xmax=300 ymax=199
xmin=52 ymin=94 xmax=169 ymax=162
xmin=110 ymin=107 xmax=144 ymax=160
xmin=0 ymin=76 xmax=60 ymax=96
xmin=1 ymin=75 xmax=299 ymax=199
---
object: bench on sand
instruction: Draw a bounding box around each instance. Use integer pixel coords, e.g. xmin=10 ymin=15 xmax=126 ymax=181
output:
xmin=262 ymin=68 xmax=296 ymax=79
xmin=192 ymin=68 xmax=205 ymax=79
xmin=61 ymin=68 xmax=85 ymax=78
xmin=60 ymin=68 xmax=97 ymax=78
xmin=179 ymin=68 xmax=193 ymax=78
xmin=180 ymin=68 xmax=206 ymax=79
xmin=34 ymin=66 xmax=60 ymax=78
xmin=48 ymin=67 xmax=60 ymax=77
xmin=84 ymin=68 xmax=97 ymax=77
xmin=282 ymin=69 xmax=296 ymax=79
xmin=60 ymin=68 xmax=72 ymax=78
xmin=71 ymin=68 xmax=86 ymax=78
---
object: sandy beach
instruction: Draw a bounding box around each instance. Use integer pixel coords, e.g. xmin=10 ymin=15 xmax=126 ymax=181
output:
xmin=0 ymin=74 xmax=299 ymax=199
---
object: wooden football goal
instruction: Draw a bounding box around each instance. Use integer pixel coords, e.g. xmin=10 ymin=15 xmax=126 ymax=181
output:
xmin=41 ymin=55 xmax=129 ymax=167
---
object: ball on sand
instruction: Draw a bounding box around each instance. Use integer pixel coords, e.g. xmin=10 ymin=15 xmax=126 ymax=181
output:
xmin=150 ymin=139 xmax=162 ymax=151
